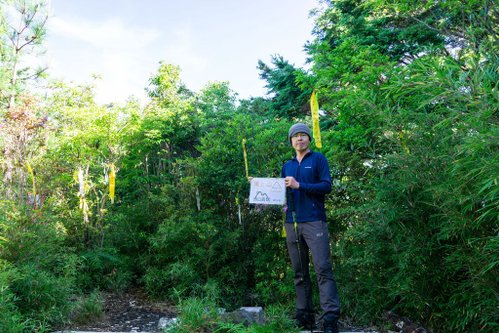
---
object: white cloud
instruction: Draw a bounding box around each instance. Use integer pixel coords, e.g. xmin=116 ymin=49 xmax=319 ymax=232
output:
xmin=165 ymin=27 xmax=209 ymax=69
xmin=43 ymin=0 xmax=317 ymax=104
xmin=48 ymin=16 xmax=160 ymax=49
xmin=46 ymin=15 xmax=164 ymax=103
xmin=158 ymin=26 xmax=209 ymax=91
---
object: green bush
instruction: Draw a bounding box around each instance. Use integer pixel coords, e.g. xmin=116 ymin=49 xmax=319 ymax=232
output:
xmin=0 ymin=260 xmax=25 ymax=333
xmin=0 ymin=207 xmax=78 ymax=331
xmin=329 ymin=47 xmax=498 ymax=332
xmin=252 ymin=217 xmax=295 ymax=307
xmin=144 ymin=210 xmax=248 ymax=305
xmin=167 ymin=297 xmax=220 ymax=333
xmin=77 ymin=247 xmax=132 ymax=292
xmin=70 ymin=290 xmax=104 ymax=325
xmin=11 ymin=263 xmax=73 ymax=327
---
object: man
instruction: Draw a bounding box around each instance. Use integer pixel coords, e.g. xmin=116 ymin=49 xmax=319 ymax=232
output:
xmin=282 ymin=123 xmax=340 ymax=333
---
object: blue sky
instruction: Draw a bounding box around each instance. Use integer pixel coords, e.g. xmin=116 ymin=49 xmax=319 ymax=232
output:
xmin=45 ymin=0 xmax=319 ymax=104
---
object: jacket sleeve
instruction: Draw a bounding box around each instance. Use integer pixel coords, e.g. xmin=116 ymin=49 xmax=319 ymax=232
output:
xmin=298 ymin=154 xmax=332 ymax=194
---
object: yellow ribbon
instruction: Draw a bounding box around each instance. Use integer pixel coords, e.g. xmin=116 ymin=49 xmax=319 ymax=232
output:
xmin=109 ymin=164 xmax=116 ymax=203
xmin=242 ymin=138 xmax=249 ymax=178
xmin=399 ymin=131 xmax=410 ymax=154
xmin=310 ymin=90 xmax=322 ymax=148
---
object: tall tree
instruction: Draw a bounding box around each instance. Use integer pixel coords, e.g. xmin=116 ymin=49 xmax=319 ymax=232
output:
xmin=0 ymin=0 xmax=48 ymax=110
xmin=0 ymin=0 xmax=49 ymax=206
xmin=257 ymin=55 xmax=311 ymax=119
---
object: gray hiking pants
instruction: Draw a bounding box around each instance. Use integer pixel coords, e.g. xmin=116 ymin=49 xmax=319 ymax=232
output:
xmin=285 ymin=220 xmax=341 ymax=319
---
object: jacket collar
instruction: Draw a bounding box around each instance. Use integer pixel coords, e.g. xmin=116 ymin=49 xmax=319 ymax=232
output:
xmin=292 ymin=150 xmax=313 ymax=162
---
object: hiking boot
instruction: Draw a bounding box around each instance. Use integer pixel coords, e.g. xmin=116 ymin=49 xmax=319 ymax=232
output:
xmin=322 ymin=318 xmax=339 ymax=333
xmin=294 ymin=309 xmax=315 ymax=329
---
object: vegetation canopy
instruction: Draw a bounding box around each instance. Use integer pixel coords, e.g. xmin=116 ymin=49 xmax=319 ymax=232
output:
xmin=0 ymin=0 xmax=497 ymax=332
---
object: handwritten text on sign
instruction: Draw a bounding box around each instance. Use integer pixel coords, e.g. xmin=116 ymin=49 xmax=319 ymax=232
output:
xmin=249 ymin=178 xmax=285 ymax=205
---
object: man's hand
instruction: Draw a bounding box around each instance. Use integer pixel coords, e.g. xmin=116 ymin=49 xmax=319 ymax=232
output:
xmin=285 ymin=176 xmax=300 ymax=189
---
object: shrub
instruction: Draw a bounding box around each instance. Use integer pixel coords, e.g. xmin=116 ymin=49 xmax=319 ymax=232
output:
xmin=167 ymin=297 xmax=220 ymax=333
xmin=77 ymin=247 xmax=132 ymax=292
xmin=0 ymin=207 xmax=78 ymax=331
xmin=11 ymin=263 xmax=73 ymax=327
xmin=0 ymin=260 xmax=25 ymax=333
xmin=70 ymin=290 xmax=104 ymax=325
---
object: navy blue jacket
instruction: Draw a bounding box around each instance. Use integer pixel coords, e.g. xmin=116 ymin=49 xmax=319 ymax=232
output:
xmin=281 ymin=150 xmax=332 ymax=223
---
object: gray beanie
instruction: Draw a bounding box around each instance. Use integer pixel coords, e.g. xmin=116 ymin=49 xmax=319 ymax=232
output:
xmin=288 ymin=123 xmax=312 ymax=143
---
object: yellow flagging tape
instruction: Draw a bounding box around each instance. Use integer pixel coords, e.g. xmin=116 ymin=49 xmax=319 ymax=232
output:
xmin=242 ymin=138 xmax=249 ymax=178
xmin=109 ymin=163 xmax=116 ymax=203
xmin=310 ymin=90 xmax=322 ymax=148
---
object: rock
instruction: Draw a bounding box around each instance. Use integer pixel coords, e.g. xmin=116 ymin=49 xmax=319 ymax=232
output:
xmin=221 ymin=306 xmax=264 ymax=326
xmin=158 ymin=317 xmax=178 ymax=330
xmin=383 ymin=311 xmax=430 ymax=333
xmin=240 ymin=307 xmax=264 ymax=325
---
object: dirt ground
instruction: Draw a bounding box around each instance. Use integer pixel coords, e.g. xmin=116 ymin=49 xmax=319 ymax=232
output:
xmin=61 ymin=289 xmax=385 ymax=333
xmin=65 ymin=289 xmax=176 ymax=332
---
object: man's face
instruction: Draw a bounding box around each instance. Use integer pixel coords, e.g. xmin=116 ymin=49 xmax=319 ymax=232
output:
xmin=291 ymin=132 xmax=310 ymax=152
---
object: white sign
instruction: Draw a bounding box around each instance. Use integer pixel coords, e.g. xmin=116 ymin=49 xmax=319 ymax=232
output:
xmin=249 ymin=178 xmax=286 ymax=205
